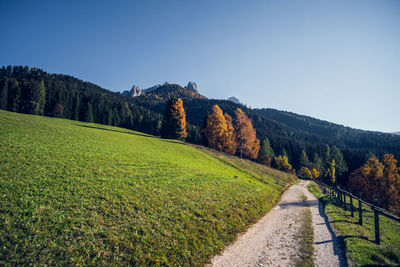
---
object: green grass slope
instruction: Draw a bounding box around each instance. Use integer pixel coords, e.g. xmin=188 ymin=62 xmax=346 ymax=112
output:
xmin=308 ymin=182 xmax=400 ymax=266
xmin=0 ymin=110 xmax=296 ymax=266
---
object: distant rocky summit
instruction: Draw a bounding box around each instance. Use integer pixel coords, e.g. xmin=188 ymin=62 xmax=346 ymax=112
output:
xmin=122 ymin=85 xmax=142 ymax=97
xmin=122 ymin=81 xmax=201 ymax=98
xmin=185 ymin=82 xmax=198 ymax=93
xmin=227 ymin=96 xmax=240 ymax=104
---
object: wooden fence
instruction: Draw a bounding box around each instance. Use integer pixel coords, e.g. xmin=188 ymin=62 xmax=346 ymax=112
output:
xmin=315 ymin=181 xmax=400 ymax=245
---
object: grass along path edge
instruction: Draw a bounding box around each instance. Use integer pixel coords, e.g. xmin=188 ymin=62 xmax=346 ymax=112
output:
xmin=308 ymin=181 xmax=400 ymax=266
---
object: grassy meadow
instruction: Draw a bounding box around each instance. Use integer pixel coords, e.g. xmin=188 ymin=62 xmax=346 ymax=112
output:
xmin=308 ymin=182 xmax=400 ymax=266
xmin=0 ymin=110 xmax=296 ymax=266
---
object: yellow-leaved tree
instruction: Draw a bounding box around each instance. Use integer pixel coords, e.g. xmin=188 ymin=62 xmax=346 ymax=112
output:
xmin=234 ymin=108 xmax=260 ymax=159
xmin=274 ymin=155 xmax=293 ymax=173
xmin=299 ymin=166 xmax=313 ymax=179
xmin=325 ymin=159 xmax=336 ymax=185
xmin=201 ymin=105 xmax=228 ymax=151
xmin=160 ymin=97 xmax=187 ymax=140
xmin=223 ymin=113 xmax=238 ymax=154
xmin=382 ymin=154 xmax=400 ymax=211
xmin=347 ymin=154 xmax=400 ymax=212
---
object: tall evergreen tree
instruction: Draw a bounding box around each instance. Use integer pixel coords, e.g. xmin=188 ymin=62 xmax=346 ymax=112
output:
xmin=259 ymin=137 xmax=275 ymax=166
xmin=20 ymin=80 xmax=46 ymax=115
xmin=0 ymin=78 xmax=8 ymax=109
xmin=120 ymin=102 xmax=133 ymax=128
xmin=81 ymin=100 xmax=94 ymax=123
xmin=299 ymin=149 xmax=311 ymax=168
xmin=6 ymin=79 xmax=20 ymax=112
xmin=313 ymin=153 xmax=323 ymax=171
xmin=323 ymin=144 xmax=331 ymax=171
xmin=331 ymin=145 xmax=348 ymax=177
xmin=71 ymin=94 xmax=80 ymax=120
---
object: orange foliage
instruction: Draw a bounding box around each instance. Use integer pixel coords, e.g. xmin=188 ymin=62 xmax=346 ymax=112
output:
xmin=383 ymin=154 xmax=400 ymax=211
xmin=202 ymin=105 xmax=228 ymax=151
xmin=223 ymin=113 xmax=238 ymax=154
xmin=172 ymin=98 xmax=187 ymax=139
xmin=161 ymin=97 xmax=187 ymax=140
xmin=234 ymin=108 xmax=260 ymax=159
xmin=348 ymin=154 xmax=400 ymax=212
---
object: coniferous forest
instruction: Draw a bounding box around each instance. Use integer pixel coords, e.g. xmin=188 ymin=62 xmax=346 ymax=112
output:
xmin=1 ymin=65 xmax=400 ymax=189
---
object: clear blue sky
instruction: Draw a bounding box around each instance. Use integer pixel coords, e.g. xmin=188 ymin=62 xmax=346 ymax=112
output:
xmin=1 ymin=0 xmax=399 ymax=132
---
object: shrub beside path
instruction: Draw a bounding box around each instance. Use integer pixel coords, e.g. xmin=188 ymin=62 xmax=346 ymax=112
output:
xmin=209 ymin=180 xmax=346 ymax=267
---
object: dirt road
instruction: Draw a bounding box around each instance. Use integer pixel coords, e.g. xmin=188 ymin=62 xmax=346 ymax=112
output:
xmin=209 ymin=180 xmax=347 ymax=267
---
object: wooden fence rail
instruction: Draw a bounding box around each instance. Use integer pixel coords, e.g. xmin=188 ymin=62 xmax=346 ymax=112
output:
xmin=315 ymin=180 xmax=400 ymax=245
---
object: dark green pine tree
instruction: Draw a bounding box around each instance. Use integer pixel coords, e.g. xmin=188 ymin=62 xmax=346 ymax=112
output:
xmin=80 ymin=98 xmax=94 ymax=123
xmin=259 ymin=137 xmax=275 ymax=165
xmin=160 ymin=97 xmax=182 ymax=139
xmin=20 ymin=80 xmax=46 ymax=115
xmin=0 ymin=78 xmax=8 ymax=109
xmin=85 ymin=102 xmax=94 ymax=123
xmin=313 ymin=153 xmax=323 ymax=170
xmin=36 ymin=80 xmax=46 ymax=115
xmin=323 ymin=144 xmax=331 ymax=171
xmin=299 ymin=149 xmax=311 ymax=168
xmin=103 ymin=104 xmax=112 ymax=125
xmin=7 ymin=79 xmax=20 ymax=112
xmin=71 ymin=94 xmax=80 ymax=120
xmin=331 ymin=145 xmax=348 ymax=177
xmin=120 ymin=102 xmax=133 ymax=128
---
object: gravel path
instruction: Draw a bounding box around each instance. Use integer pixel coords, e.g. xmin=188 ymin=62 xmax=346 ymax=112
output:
xmin=209 ymin=180 xmax=346 ymax=267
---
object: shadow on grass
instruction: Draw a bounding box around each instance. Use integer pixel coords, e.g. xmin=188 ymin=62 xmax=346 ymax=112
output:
xmin=159 ymin=139 xmax=186 ymax=145
xmin=318 ymin=201 xmax=349 ymax=267
xmin=325 ymin=219 xmax=359 ymax=225
xmin=74 ymin=124 xmax=188 ymax=147
xmin=73 ymin=124 xmax=158 ymax=139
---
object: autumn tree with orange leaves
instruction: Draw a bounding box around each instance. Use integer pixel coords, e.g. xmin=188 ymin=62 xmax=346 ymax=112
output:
xmin=201 ymin=105 xmax=229 ymax=151
xmin=234 ymin=108 xmax=260 ymax=159
xmin=223 ymin=113 xmax=238 ymax=154
xmin=348 ymin=154 xmax=400 ymax=212
xmin=160 ymin=97 xmax=187 ymax=140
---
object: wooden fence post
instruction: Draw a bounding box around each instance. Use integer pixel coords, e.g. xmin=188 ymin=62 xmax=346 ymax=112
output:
xmin=359 ymin=199 xmax=363 ymax=225
xmin=350 ymin=196 xmax=354 ymax=217
xmin=374 ymin=208 xmax=380 ymax=245
xmin=344 ymin=193 xmax=347 ymax=211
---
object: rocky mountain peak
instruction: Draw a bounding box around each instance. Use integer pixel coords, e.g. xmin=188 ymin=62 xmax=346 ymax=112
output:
xmin=185 ymin=82 xmax=198 ymax=93
xmin=122 ymin=85 xmax=142 ymax=97
xmin=227 ymin=96 xmax=240 ymax=104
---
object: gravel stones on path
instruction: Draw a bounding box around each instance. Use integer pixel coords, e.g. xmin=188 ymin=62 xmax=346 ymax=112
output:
xmin=209 ymin=181 xmax=345 ymax=267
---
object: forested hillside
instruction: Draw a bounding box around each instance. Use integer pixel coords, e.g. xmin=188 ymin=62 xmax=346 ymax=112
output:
xmin=0 ymin=65 xmax=161 ymax=135
xmin=1 ymin=65 xmax=400 ymax=185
